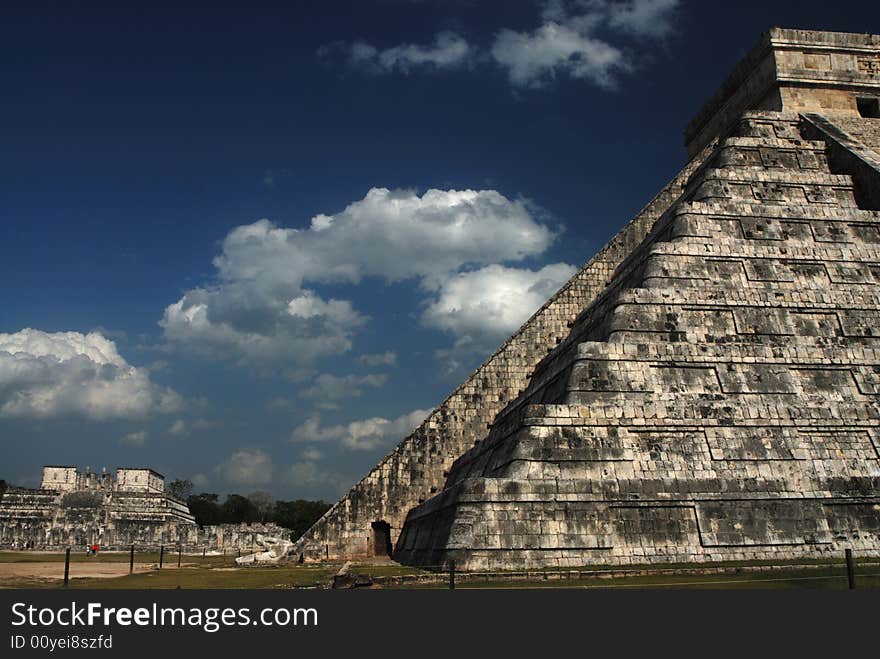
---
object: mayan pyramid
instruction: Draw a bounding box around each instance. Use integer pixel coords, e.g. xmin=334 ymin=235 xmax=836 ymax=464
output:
xmin=294 ymin=28 xmax=880 ymax=569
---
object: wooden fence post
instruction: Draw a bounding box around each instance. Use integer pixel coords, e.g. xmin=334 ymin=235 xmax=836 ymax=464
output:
xmin=846 ymin=548 xmax=856 ymax=589
xmin=63 ymin=547 xmax=71 ymax=587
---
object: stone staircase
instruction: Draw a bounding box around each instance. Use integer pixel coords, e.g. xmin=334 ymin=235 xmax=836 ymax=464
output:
xmin=394 ymin=112 xmax=880 ymax=570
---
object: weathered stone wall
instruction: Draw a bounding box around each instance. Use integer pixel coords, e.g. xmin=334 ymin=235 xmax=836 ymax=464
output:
xmin=0 ymin=488 xmax=58 ymax=548
xmin=685 ymin=28 xmax=880 ymax=156
xmin=198 ymin=523 xmax=290 ymax=554
xmin=292 ymin=144 xmax=715 ymax=562
xmin=116 ymin=468 xmax=165 ymax=493
xmin=0 ymin=487 xmax=196 ymax=550
xmin=829 ymin=116 xmax=880 ymax=151
xmin=40 ymin=466 xmax=78 ymax=491
xmin=0 ymin=466 xmax=198 ymax=550
xmin=395 ymin=112 xmax=880 ymax=570
xmin=0 ymin=486 xmax=289 ymax=552
xmin=800 ymin=114 xmax=880 ymax=209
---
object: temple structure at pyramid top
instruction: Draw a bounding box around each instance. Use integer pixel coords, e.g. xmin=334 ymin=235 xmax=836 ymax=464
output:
xmin=293 ymin=28 xmax=880 ymax=568
xmin=685 ymin=28 xmax=880 ymax=156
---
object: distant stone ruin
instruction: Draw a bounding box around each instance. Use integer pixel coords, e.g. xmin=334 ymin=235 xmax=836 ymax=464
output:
xmin=199 ymin=522 xmax=290 ymax=555
xmin=0 ymin=465 xmax=195 ymax=550
xmin=294 ymin=28 xmax=880 ymax=569
xmin=0 ymin=465 xmax=288 ymax=553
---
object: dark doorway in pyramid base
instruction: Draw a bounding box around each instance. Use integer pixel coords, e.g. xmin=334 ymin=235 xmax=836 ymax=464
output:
xmin=856 ymin=96 xmax=880 ymax=118
xmin=371 ymin=521 xmax=392 ymax=557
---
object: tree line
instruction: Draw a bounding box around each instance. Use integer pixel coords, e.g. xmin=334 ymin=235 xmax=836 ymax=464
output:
xmin=167 ymin=479 xmax=331 ymax=541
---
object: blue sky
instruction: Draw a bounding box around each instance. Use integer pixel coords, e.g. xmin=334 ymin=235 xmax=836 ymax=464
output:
xmin=3 ymin=0 xmax=880 ymax=499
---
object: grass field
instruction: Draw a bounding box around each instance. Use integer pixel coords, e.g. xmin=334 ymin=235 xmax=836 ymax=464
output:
xmin=0 ymin=550 xmax=230 ymax=567
xmin=429 ymin=569 xmax=880 ymax=590
xmin=0 ymin=551 xmax=340 ymax=589
xmin=68 ymin=565 xmax=339 ymax=590
xmin=1 ymin=551 xmax=878 ymax=589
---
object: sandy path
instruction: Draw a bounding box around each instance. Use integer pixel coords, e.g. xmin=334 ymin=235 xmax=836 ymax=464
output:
xmin=0 ymin=561 xmax=163 ymax=586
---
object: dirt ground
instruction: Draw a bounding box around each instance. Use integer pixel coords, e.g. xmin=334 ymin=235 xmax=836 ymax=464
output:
xmin=0 ymin=561 xmax=165 ymax=587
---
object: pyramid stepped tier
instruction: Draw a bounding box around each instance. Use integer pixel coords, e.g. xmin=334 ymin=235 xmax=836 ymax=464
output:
xmin=394 ymin=108 xmax=880 ymax=570
xmin=288 ymin=104 xmax=718 ymax=562
xmin=289 ymin=28 xmax=880 ymax=566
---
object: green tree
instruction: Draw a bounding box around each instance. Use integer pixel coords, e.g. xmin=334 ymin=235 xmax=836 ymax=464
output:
xmin=247 ymin=490 xmax=275 ymax=522
xmin=186 ymin=493 xmax=222 ymax=526
xmin=167 ymin=478 xmax=193 ymax=500
xmin=272 ymin=499 xmax=331 ymax=540
xmin=221 ymin=494 xmax=260 ymax=524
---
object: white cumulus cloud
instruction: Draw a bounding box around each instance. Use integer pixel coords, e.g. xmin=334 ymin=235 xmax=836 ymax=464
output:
xmin=0 ymin=329 xmax=182 ymax=420
xmin=120 ymin=430 xmax=148 ymax=446
xmin=213 ymin=188 xmax=554 ymax=287
xmin=604 ymin=0 xmax=680 ymax=38
xmin=167 ymin=417 xmax=211 ymax=437
xmin=301 ymin=447 xmax=323 ymax=462
xmin=291 ymin=408 xmax=432 ymax=451
xmin=168 ymin=419 xmax=187 ymax=436
xmin=423 ymin=262 xmax=577 ymax=354
xmin=161 ymin=286 xmax=366 ymax=371
xmin=161 ymin=187 xmax=556 ymax=370
xmin=332 ymin=31 xmax=473 ymax=74
xmin=285 ymin=460 xmax=348 ymax=495
xmin=358 ymin=351 xmax=397 ymax=367
xmin=191 ymin=473 xmax=210 ymax=490
xmin=284 ymin=448 xmax=348 ymax=496
xmin=300 ymin=373 xmax=388 ymax=404
xmin=492 ymin=21 xmax=628 ymax=88
xmin=492 ymin=1 xmax=680 ymax=88
xmin=214 ymin=448 xmax=274 ymax=488
xmin=323 ymin=1 xmax=679 ymax=90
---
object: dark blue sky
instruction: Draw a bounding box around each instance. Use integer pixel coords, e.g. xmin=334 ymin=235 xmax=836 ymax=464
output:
xmin=3 ymin=1 xmax=879 ymax=499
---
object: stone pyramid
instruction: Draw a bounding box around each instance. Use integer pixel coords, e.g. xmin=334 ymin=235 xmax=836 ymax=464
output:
xmin=294 ymin=28 xmax=880 ymax=568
